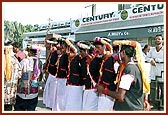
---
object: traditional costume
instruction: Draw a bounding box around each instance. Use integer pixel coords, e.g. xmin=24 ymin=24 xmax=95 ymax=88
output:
xmin=93 ymin=37 xmax=117 ymax=111
xmin=64 ymin=39 xmax=84 ymax=111
xmin=43 ymin=38 xmax=59 ymax=109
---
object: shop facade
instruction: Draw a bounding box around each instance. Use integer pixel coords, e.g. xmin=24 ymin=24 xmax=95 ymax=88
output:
xmin=74 ymin=4 xmax=164 ymax=47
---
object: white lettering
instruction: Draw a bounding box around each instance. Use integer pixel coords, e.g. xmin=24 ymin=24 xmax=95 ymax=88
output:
xmin=147 ymin=26 xmax=163 ymax=33
xmin=108 ymin=31 xmax=129 ymax=36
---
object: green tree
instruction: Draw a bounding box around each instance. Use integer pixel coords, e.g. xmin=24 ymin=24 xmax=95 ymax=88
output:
xmin=4 ymin=20 xmax=14 ymax=42
xmin=24 ymin=24 xmax=34 ymax=32
xmin=12 ymin=21 xmax=25 ymax=43
xmin=4 ymin=20 xmax=38 ymax=44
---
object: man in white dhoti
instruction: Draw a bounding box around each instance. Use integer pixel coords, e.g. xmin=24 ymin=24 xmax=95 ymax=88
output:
xmin=76 ymin=41 xmax=99 ymax=111
xmin=52 ymin=38 xmax=69 ymax=111
xmin=64 ymin=38 xmax=84 ymax=111
xmin=43 ymin=38 xmax=59 ymax=110
xmin=93 ymin=37 xmax=117 ymax=111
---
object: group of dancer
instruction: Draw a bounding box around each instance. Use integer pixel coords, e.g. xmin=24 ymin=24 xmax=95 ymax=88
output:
xmin=42 ymin=34 xmax=151 ymax=111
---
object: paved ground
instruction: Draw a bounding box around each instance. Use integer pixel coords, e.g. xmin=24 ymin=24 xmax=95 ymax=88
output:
xmin=35 ymin=82 xmax=164 ymax=112
xmin=36 ymin=97 xmax=51 ymax=111
xmin=35 ymin=82 xmax=51 ymax=111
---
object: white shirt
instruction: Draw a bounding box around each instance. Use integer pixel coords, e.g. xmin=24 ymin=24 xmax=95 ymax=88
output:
xmin=119 ymin=62 xmax=135 ymax=90
xmin=142 ymin=51 xmax=149 ymax=61
xmin=20 ymin=58 xmax=29 ymax=72
xmin=114 ymin=61 xmax=120 ymax=74
xmin=119 ymin=74 xmax=134 ymax=90
xmin=27 ymin=57 xmax=35 ymax=72
xmin=146 ymin=46 xmax=164 ymax=80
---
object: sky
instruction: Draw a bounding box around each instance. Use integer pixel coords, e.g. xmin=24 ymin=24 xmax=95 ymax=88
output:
xmin=3 ymin=2 xmax=119 ymax=25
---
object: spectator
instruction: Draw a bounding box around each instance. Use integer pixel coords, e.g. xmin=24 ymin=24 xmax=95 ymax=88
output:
xmin=4 ymin=41 xmax=22 ymax=111
xmin=14 ymin=47 xmax=41 ymax=111
xmin=146 ymin=34 xmax=164 ymax=81
xmin=12 ymin=42 xmax=26 ymax=62
xmin=142 ymin=44 xmax=151 ymax=61
xmin=146 ymin=34 xmax=164 ymax=110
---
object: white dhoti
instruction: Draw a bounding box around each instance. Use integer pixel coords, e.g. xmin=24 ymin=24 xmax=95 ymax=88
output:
xmin=52 ymin=78 xmax=67 ymax=111
xmin=98 ymin=94 xmax=115 ymax=111
xmin=43 ymin=74 xmax=57 ymax=109
xmin=82 ymin=89 xmax=99 ymax=111
xmin=65 ymin=85 xmax=84 ymax=111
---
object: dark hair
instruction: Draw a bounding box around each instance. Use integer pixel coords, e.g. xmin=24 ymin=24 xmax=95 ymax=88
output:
xmin=113 ymin=45 xmax=119 ymax=51
xmin=48 ymin=37 xmax=56 ymax=41
xmin=79 ymin=47 xmax=85 ymax=51
xmin=121 ymin=45 xmax=135 ymax=57
xmin=155 ymin=34 xmax=163 ymax=37
xmin=93 ymin=41 xmax=104 ymax=46
xmin=29 ymin=49 xmax=37 ymax=55
xmin=155 ymin=34 xmax=163 ymax=40
xmin=142 ymin=44 xmax=149 ymax=51
xmin=59 ymin=40 xmax=66 ymax=46
xmin=12 ymin=42 xmax=21 ymax=48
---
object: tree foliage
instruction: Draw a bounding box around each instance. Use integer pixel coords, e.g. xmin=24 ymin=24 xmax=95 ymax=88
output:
xmin=4 ymin=20 xmax=39 ymax=44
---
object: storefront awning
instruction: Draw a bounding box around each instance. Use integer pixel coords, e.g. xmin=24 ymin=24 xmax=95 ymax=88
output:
xmin=75 ymin=15 xmax=164 ymax=41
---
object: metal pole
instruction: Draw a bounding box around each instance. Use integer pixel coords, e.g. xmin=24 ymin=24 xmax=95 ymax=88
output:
xmin=47 ymin=18 xmax=52 ymax=34
xmin=92 ymin=4 xmax=96 ymax=16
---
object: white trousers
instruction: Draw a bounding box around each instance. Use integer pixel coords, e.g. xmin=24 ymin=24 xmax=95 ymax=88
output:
xmin=52 ymin=78 xmax=67 ymax=111
xmin=43 ymin=74 xmax=57 ymax=109
xmin=65 ymin=85 xmax=84 ymax=111
xmin=82 ymin=89 xmax=99 ymax=111
xmin=98 ymin=94 xmax=115 ymax=111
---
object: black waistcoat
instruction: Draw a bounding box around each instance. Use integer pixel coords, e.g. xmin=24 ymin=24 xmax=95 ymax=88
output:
xmin=100 ymin=56 xmax=117 ymax=91
xmin=89 ymin=57 xmax=102 ymax=84
xmin=67 ymin=55 xmax=83 ymax=85
xmin=48 ymin=51 xmax=58 ymax=76
xmin=57 ymin=54 xmax=69 ymax=78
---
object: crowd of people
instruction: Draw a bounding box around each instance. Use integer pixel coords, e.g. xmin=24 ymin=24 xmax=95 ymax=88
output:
xmin=4 ymin=41 xmax=42 ymax=111
xmin=3 ymin=34 xmax=164 ymax=111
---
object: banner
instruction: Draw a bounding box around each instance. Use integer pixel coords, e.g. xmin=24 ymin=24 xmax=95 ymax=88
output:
xmin=71 ymin=4 xmax=164 ymax=29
